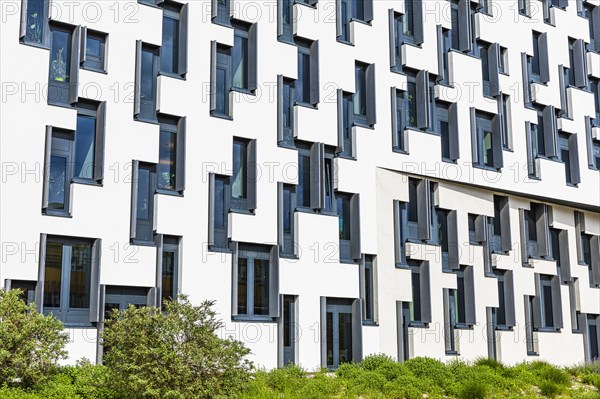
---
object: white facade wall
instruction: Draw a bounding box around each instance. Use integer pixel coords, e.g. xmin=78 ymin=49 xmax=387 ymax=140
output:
xmin=1 ymin=0 xmax=599 ymax=369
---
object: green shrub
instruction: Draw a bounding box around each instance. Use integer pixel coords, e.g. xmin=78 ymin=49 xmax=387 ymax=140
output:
xmin=474 ymin=356 xmax=505 ymax=370
xmin=359 ymin=354 xmax=397 ymax=371
xmin=404 ymin=357 xmax=453 ymax=389
xmin=459 ymin=380 xmax=489 ymax=399
xmin=538 ymin=380 xmax=564 ymax=397
xmin=102 ymin=296 xmax=252 ymax=399
xmin=264 ymin=364 xmax=306 ymax=393
xmin=0 ymin=289 xmax=68 ymax=388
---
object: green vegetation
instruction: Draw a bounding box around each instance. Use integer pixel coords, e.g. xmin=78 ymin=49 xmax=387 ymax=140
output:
xmin=1 ymin=289 xmax=599 ymax=398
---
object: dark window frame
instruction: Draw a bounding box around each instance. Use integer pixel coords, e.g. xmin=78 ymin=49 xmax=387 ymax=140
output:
xmin=81 ymin=28 xmax=107 ymax=73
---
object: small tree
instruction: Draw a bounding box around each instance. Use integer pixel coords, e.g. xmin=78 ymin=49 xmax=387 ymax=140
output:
xmin=0 ymin=289 xmax=68 ymax=387
xmin=102 ymin=296 xmax=252 ymax=399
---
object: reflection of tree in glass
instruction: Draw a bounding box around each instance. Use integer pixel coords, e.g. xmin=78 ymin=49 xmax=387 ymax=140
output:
xmin=160 ymin=172 xmax=176 ymax=190
xmin=50 ymin=48 xmax=67 ymax=82
xmin=26 ymin=10 xmax=42 ymax=43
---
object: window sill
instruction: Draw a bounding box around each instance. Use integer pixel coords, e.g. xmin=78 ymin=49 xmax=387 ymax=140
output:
xmin=72 ymin=177 xmax=102 ymax=187
xmin=455 ymin=324 xmax=473 ymax=330
xmin=137 ymin=0 xmax=161 ymax=8
xmin=472 ymin=164 xmax=501 ymax=173
xmin=409 ymin=322 xmax=428 ymax=328
xmin=484 ymin=272 xmax=497 ymax=278
xmin=232 ymin=316 xmax=276 ymax=323
xmin=156 ymin=188 xmax=183 ymax=197
xmin=134 ymin=116 xmax=159 ymax=125
xmin=527 ymin=351 xmax=539 ymax=356
xmin=336 ymin=153 xmax=356 ymax=161
xmin=339 ymin=258 xmax=358 ymax=265
xmin=390 ymin=66 xmax=404 ymax=75
xmin=499 ymin=71 xmax=509 ymax=77
xmin=294 ymin=1 xmax=317 ymax=9
xmin=20 ymin=39 xmax=50 ymax=50
xmin=208 ymin=245 xmax=232 ymax=253
xmin=210 ymin=112 xmax=233 ymax=121
xmin=295 ymin=101 xmax=318 ymax=110
xmin=212 ymin=19 xmax=232 ymax=28
xmin=81 ymin=65 xmax=107 ymax=75
xmin=229 ymin=208 xmax=255 ymax=215
xmin=336 ymin=38 xmax=355 ymax=46
xmin=572 ymin=329 xmax=583 ymax=334
xmin=353 ymin=120 xmax=374 ymax=130
xmin=350 ymin=18 xmax=372 ymax=26
xmin=278 ymin=142 xmax=297 ymax=150
xmin=495 ymin=326 xmax=513 ymax=331
xmin=392 ymin=147 xmax=409 ymax=155
xmin=445 ymin=350 xmax=460 ymax=356
xmin=48 ymin=99 xmax=75 ymax=109
xmin=231 ymin=87 xmax=256 ymax=96
xmin=42 ymin=210 xmax=72 ymax=218
xmin=395 ymin=262 xmax=411 ymax=270
xmin=295 ymin=207 xmax=337 ymax=217
xmin=130 ymin=239 xmax=157 ymax=247
xmin=159 ymin=71 xmax=185 ymax=81
xmin=401 ymin=40 xmax=420 ymax=49
xmin=362 ymin=320 xmax=378 ymax=327
xmin=535 ymin=327 xmax=561 ymax=333
xmin=280 ymin=253 xmax=299 ymax=260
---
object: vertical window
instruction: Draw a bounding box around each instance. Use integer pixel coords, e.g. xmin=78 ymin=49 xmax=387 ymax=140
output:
xmin=445 ymin=288 xmax=458 ymax=354
xmin=406 ymin=178 xmax=419 ymax=239
xmin=103 ymin=286 xmax=149 ymax=321
xmin=525 ymin=295 xmax=537 ymax=354
xmin=278 ymin=77 xmax=295 ymax=147
xmin=232 ymin=22 xmax=257 ymax=91
xmin=450 ymin=0 xmax=460 ymax=50
xmin=74 ymin=107 xmax=96 ymax=180
xmin=281 ymin=295 xmax=297 ymax=365
xmin=279 ymin=184 xmax=296 ymax=257
xmin=213 ymin=0 xmax=230 ymax=26
xmin=590 ymin=79 xmax=600 ymax=123
xmin=479 ymin=42 xmax=491 ymax=96
xmin=212 ymin=44 xmax=231 ymax=117
xmin=46 ymin=130 xmax=72 ymax=215
xmin=323 ymin=298 xmax=357 ymax=369
xmin=81 ymin=30 xmax=107 ymax=72
xmin=161 ymin=237 xmax=179 ymax=305
xmin=231 ymin=138 xmax=257 ymax=212
xmin=136 ymin=43 xmax=159 ymax=121
xmin=296 ymin=142 xmax=333 ymax=212
xmin=22 ymin=0 xmax=48 ymax=45
xmin=541 ymin=276 xmax=555 ymax=328
xmin=158 ymin=120 xmax=177 ymax=191
xmin=42 ymin=237 xmax=98 ymax=325
xmin=209 ymin=174 xmax=230 ymax=251
xmin=48 ymin=25 xmax=77 ymax=106
xmin=468 ymin=214 xmax=478 ymax=245
xmin=279 ymin=0 xmax=294 ymax=42
xmin=354 ymin=63 xmax=367 ymax=121
xmin=363 ymin=256 xmax=375 ymax=323
xmin=435 ymin=102 xmax=451 ymax=161
xmin=234 ymin=246 xmax=275 ymax=320
xmin=499 ymin=94 xmax=511 ymax=150
xmin=495 ymin=270 xmax=507 ymax=327
xmin=389 ymin=12 xmax=403 ymax=70
xmin=296 ymin=40 xmax=319 ymax=106
xmin=581 ymin=3 xmax=598 ymax=52
xmin=160 ymin=3 xmax=180 ymax=75
xmin=338 ymin=91 xmax=354 ymax=157
xmin=297 ymin=151 xmax=311 ymax=208
xmin=403 ymin=0 xmax=415 ymax=41
xmin=557 ymin=133 xmax=574 ymax=185
xmin=132 ymin=163 xmax=156 ymax=244
xmin=337 ymin=192 xmax=361 ymax=262
xmin=473 ymin=111 xmax=502 ymax=169
xmin=529 ymin=32 xmax=549 ymax=83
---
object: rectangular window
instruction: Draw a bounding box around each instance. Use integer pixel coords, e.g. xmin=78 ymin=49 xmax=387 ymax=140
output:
xmin=48 ymin=24 xmax=78 ymax=107
xmin=279 ymin=183 xmax=296 ymax=257
xmin=232 ymin=22 xmax=257 ymax=92
xmin=21 ymin=0 xmax=48 ymax=45
xmin=541 ymin=275 xmax=558 ymax=329
xmin=161 ymin=236 xmax=179 ymax=306
xmin=160 ymin=2 xmax=188 ymax=77
xmin=297 ymin=142 xmax=334 ymax=212
xmin=157 ymin=116 xmax=186 ymax=192
xmin=479 ymin=42 xmax=491 ymax=96
xmin=135 ymin=42 xmax=159 ymax=121
xmin=558 ymin=133 xmax=580 ymax=185
xmin=352 ymin=62 xmax=376 ymax=127
xmin=394 ymin=201 xmax=408 ymax=266
xmin=279 ymin=0 xmax=293 ymax=42
xmin=525 ymin=295 xmax=537 ymax=354
xmin=323 ymin=298 xmax=359 ymax=369
xmin=296 ymin=40 xmax=319 ymax=106
xmin=499 ymin=94 xmax=511 ymax=150
xmin=132 ymin=163 xmax=156 ymax=244
xmin=212 ymin=43 xmax=232 ymax=118
xmin=408 ymin=260 xmax=431 ymax=325
xmin=435 ymin=101 xmax=452 ymax=161
xmin=42 ymin=237 xmax=99 ymax=325
xmin=338 ymin=91 xmax=354 ymax=158
xmin=530 ymin=32 xmax=549 ymax=83
xmin=468 ymin=214 xmax=478 ymax=245
xmin=533 ymin=274 xmax=564 ymax=330
xmin=209 ymin=174 xmax=230 ymax=251
xmin=363 ymin=255 xmax=375 ymax=323
xmin=402 ymin=0 xmax=423 ymax=44
xmin=103 ymin=286 xmax=149 ymax=323
xmin=45 ymin=129 xmax=73 ymax=216
xmin=212 ymin=0 xmax=230 ymax=26
xmin=81 ymin=29 xmax=107 ymax=72
xmin=444 ymin=288 xmax=458 ymax=354
xmin=234 ymin=245 xmax=276 ymax=320
xmin=231 ymin=138 xmax=257 ymax=212
xmin=522 ymin=203 xmax=550 ymax=262
xmin=499 ymin=46 xmax=508 ymax=74
xmin=389 ymin=11 xmax=403 ymax=70
xmin=581 ymin=3 xmax=598 ymax=52
xmin=495 ymin=270 xmax=507 ymax=327
xmin=405 ymin=177 xmax=433 ymax=243
xmin=337 ymin=192 xmax=361 ymax=262
xmin=278 ymin=76 xmax=295 ymax=147
xmin=473 ymin=111 xmax=503 ymax=169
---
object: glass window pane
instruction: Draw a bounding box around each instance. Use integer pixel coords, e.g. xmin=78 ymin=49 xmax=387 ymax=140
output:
xmin=411 ymin=271 xmax=421 ymax=321
xmin=298 ymin=155 xmax=311 ymax=207
xmin=497 ymin=280 xmax=506 ymax=326
xmin=354 ymin=66 xmax=367 ymax=116
xmin=141 ymin=49 xmax=155 ymax=101
xmin=283 ymin=188 xmax=292 ymax=235
xmin=237 ymin=257 xmax=248 ymax=315
xmin=75 ymin=115 xmax=96 ymax=179
xmin=162 ymin=251 xmax=175 ymax=301
xmin=86 ymin=36 xmax=102 ymax=60
xmin=232 ymin=142 xmax=247 ymax=199
xmin=215 ymin=178 xmax=226 ymax=228
xmin=283 ymin=298 xmax=291 ymax=346
xmin=542 ymin=283 xmax=554 ymax=327
xmin=50 ymin=29 xmax=71 ymax=83
xmin=457 ymin=275 xmax=466 ymax=324
xmin=232 ymin=34 xmax=248 ymax=89
xmin=364 ymin=265 xmax=373 ymax=320
xmin=136 ymin=168 xmax=151 ymax=220
xmin=297 ymin=52 xmax=310 ymax=103
xmin=26 ymin=0 xmax=46 ymax=43
xmin=337 ymin=196 xmax=351 ymax=240
xmin=253 ymin=259 xmax=270 ymax=315
xmin=407 ymin=179 xmax=418 ymax=223
xmin=338 ymin=312 xmax=353 ymax=364
xmin=283 ymin=83 xmax=292 ymax=128
xmin=407 ymin=82 xmax=417 ymax=128
xmin=49 ymin=155 xmax=67 ymax=210
xmin=324 ymin=159 xmax=333 ymax=211
xmin=326 ymin=311 xmax=333 ymax=366
xmin=404 ymin=0 xmax=414 ymax=36
xmin=483 ymin=129 xmax=494 ymax=166
xmin=44 ymin=241 xmax=64 ymax=309
xmin=69 ymin=243 xmax=92 ymax=309
xmin=161 ymin=16 xmax=179 ymax=74
xmin=216 ymin=67 xmax=227 ymax=114
xmin=158 ymin=130 xmax=177 ymax=190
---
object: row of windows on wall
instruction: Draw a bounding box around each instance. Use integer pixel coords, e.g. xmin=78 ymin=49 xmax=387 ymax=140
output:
xmin=521 ymin=205 xmax=600 ymax=289
xmin=6 ymin=233 xmax=180 ymax=327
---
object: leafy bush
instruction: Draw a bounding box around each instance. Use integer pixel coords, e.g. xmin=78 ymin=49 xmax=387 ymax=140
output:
xmin=460 ymin=380 xmax=489 ymax=399
xmin=404 ymin=357 xmax=453 ymax=390
xmin=538 ymin=380 xmax=564 ymax=397
xmin=101 ymin=296 xmax=252 ymax=399
xmin=0 ymin=289 xmax=68 ymax=387
xmin=474 ymin=356 xmax=505 ymax=370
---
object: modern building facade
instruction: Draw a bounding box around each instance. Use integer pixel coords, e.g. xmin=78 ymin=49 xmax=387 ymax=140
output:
xmin=1 ymin=0 xmax=599 ymax=369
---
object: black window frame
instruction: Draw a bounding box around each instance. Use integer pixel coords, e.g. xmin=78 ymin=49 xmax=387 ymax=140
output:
xmin=472 ymin=110 xmax=503 ymax=170
xmin=157 ymin=115 xmax=186 ymax=194
xmin=279 ymin=183 xmax=297 ymax=258
xmin=81 ymin=28 xmax=107 ymax=73
xmin=20 ymin=0 xmax=50 ymax=47
xmin=296 ymin=142 xmax=335 ymax=213
xmin=48 ymin=23 xmax=80 ymax=108
xmin=159 ymin=1 xmax=188 ymax=78
xmin=208 ymin=173 xmax=231 ymax=252
xmin=211 ymin=42 xmax=233 ymax=119
xmin=135 ymin=42 xmax=160 ymax=122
